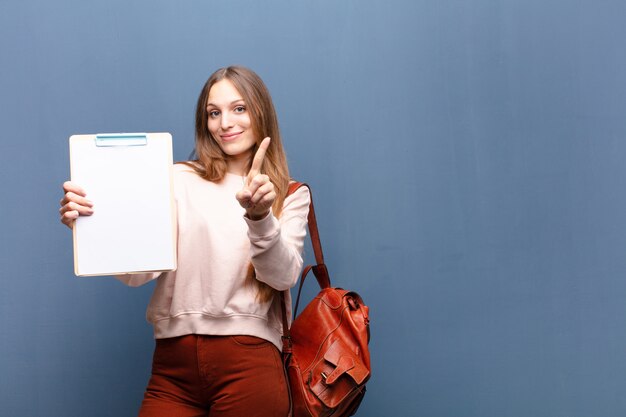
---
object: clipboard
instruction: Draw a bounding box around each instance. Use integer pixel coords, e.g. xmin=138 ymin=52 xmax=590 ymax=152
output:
xmin=69 ymin=132 xmax=177 ymax=276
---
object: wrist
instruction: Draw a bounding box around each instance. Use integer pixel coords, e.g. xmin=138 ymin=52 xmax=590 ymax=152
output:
xmin=246 ymin=210 xmax=270 ymax=221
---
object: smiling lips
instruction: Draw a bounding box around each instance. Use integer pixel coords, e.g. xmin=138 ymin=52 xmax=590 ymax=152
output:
xmin=221 ymin=131 xmax=243 ymax=142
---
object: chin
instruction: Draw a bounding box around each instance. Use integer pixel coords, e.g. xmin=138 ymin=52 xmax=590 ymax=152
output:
xmin=222 ymin=146 xmax=249 ymax=159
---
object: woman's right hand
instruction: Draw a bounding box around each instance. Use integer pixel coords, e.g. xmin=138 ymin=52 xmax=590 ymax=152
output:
xmin=59 ymin=181 xmax=94 ymax=229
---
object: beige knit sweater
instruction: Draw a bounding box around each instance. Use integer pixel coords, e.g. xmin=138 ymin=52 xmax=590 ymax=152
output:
xmin=116 ymin=163 xmax=310 ymax=350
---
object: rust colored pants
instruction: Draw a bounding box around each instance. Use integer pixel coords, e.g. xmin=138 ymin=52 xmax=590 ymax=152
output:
xmin=137 ymin=335 xmax=290 ymax=417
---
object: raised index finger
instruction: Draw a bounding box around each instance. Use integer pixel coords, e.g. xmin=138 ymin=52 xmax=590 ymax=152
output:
xmin=247 ymin=137 xmax=271 ymax=180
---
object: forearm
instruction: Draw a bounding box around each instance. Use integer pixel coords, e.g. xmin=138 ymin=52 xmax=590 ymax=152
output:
xmin=245 ymin=186 xmax=310 ymax=291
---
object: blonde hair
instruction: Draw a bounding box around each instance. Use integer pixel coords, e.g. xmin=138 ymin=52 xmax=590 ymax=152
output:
xmin=185 ymin=66 xmax=290 ymax=302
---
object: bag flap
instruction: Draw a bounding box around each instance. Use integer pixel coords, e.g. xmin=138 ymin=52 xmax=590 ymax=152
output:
xmin=323 ymin=339 xmax=369 ymax=385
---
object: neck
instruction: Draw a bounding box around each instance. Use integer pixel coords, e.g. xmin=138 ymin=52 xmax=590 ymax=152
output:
xmin=226 ymin=153 xmax=251 ymax=176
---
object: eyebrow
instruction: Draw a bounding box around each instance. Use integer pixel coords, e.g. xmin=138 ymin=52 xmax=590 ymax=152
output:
xmin=206 ymin=99 xmax=245 ymax=108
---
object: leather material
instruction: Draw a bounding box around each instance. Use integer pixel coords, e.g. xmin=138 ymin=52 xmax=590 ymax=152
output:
xmin=282 ymin=182 xmax=371 ymax=417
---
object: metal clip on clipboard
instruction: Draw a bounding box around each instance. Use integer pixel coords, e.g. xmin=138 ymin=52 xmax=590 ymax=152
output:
xmin=95 ymin=133 xmax=148 ymax=147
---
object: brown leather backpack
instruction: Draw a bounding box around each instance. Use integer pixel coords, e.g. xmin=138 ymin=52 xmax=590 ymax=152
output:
xmin=281 ymin=182 xmax=371 ymax=417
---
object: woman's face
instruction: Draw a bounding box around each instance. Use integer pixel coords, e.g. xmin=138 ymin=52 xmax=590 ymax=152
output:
xmin=206 ymin=79 xmax=256 ymax=163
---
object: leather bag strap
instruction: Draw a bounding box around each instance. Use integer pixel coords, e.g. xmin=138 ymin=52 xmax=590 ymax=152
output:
xmin=287 ymin=182 xmax=324 ymax=267
xmin=281 ymin=182 xmax=330 ymax=352
xmin=286 ymin=182 xmax=331 ymax=290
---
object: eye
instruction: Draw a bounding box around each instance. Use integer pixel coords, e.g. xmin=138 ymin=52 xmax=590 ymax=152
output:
xmin=234 ymin=105 xmax=246 ymax=113
xmin=208 ymin=109 xmax=220 ymax=118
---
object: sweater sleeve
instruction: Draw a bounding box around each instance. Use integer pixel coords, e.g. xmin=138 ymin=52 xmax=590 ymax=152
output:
xmin=114 ymin=272 xmax=161 ymax=287
xmin=244 ymin=186 xmax=310 ymax=291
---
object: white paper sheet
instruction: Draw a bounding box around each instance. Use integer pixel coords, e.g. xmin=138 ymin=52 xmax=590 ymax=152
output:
xmin=69 ymin=133 xmax=176 ymax=276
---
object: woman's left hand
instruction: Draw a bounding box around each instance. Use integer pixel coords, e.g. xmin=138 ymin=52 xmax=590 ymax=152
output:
xmin=236 ymin=137 xmax=276 ymax=220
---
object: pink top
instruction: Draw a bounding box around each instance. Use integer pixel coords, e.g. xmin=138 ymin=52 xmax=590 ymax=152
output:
xmin=116 ymin=163 xmax=310 ymax=350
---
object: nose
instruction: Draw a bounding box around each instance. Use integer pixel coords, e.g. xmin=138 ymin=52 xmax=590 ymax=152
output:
xmin=220 ymin=111 xmax=234 ymax=130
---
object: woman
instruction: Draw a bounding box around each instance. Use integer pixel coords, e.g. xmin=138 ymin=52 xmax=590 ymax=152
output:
xmin=59 ymin=66 xmax=310 ymax=417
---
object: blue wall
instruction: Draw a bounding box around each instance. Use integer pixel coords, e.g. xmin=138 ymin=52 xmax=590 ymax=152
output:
xmin=2 ymin=1 xmax=626 ymax=416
